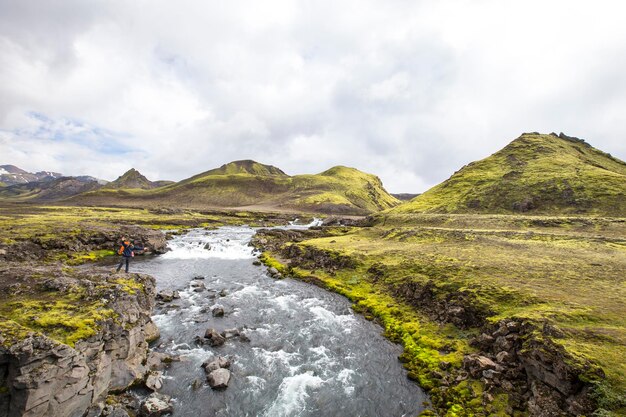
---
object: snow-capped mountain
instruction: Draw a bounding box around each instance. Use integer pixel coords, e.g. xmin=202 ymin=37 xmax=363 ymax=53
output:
xmin=0 ymin=165 xmax=63 ymax=186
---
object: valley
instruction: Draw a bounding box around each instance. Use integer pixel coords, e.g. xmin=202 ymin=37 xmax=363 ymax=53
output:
xmin=0 ymin=132 xmax=625 ymax=416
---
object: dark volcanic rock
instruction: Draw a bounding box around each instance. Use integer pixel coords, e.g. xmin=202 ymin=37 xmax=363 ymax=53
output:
xmin=211 ymin=305 xmax=225 ymax=317
xmin=204 ymin=328 xmax=225 ymax=347
xmin=156 ymin=290 xmax=179 ymax=302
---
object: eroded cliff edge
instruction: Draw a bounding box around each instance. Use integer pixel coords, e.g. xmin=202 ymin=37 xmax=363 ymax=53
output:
xmin=0 ymin=226 xmax=167 ymax=417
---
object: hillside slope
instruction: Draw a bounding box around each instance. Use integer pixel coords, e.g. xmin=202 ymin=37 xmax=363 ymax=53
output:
xmin=73 ymin=160 xmax=400 ymax=214
xmin=393 ymin=132 xmax=626 ymax=216
xmin=0 ymin=165 xmax=63 ymax=186
xmin=102 ymin=168 xmax=171 ymax=190
xmin=0 ymin=177 xmax=104 ymax=202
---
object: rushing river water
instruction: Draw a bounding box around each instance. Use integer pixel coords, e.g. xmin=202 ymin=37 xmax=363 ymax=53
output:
xmin=131 ymin=224 xmax=428 ymax=416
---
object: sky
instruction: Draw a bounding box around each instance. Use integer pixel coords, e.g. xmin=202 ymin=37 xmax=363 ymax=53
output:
xmin=1 ymin=0 xmax=625 ymax=193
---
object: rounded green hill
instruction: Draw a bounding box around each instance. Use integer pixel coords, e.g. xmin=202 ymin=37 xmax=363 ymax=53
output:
xmin=393 ymin=132 xmax=626 ymax=216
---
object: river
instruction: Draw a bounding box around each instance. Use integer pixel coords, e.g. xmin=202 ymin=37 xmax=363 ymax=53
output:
xmin=131 ymin=224 xmax=428 ymax=416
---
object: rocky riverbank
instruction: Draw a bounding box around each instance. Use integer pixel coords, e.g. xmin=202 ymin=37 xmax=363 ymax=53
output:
xmin=0 ymin=223 xmax=170 ymax=417
xmin=251 ymin=226 xmax=614 ymax=416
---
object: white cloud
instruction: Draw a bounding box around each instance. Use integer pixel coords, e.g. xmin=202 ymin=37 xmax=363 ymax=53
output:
xmin=1 ymin=0 xmax=625 ymax=192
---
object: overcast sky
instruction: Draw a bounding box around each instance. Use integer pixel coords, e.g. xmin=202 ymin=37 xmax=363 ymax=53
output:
xmin=1 ymin=0 xmax=625 ymax=192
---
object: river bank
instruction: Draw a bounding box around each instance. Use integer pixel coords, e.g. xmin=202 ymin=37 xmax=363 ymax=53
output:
xmin=252 ymin=214 xmax=626 ymax=416
xmin=0 ymin=205 xmax=299 ymax=416
xmin=129 ymin=226 xmax=428 ymax=416
xmin=0 ymin=207 xmax=430 ymax=416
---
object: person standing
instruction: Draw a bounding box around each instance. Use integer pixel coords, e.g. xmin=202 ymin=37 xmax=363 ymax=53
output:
xmin=116 ymin=237 xmax=144 ymax=273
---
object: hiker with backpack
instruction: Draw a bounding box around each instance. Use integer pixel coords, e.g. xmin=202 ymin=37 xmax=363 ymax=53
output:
xmin=116 ymin=237 xmax=145 ymax=273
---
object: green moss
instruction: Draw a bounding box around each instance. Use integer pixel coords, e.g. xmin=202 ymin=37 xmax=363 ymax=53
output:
xmin=259 ymin=252 xmax=288 ymax=274
xmin=113 ymin=277 xmax=144 ymax=294
xmin=66 ymin=249 xmax=116 ymax=265
xmin=0 ymin=295 xmax=116 ymax=347
xmin=0 ymin=318 xmax=34 ymax=348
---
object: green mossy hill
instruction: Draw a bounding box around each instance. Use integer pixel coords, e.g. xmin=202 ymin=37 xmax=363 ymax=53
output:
xmin=103 ymin=168 xmax=166 ymax=190
xmin=393 ymin=132 xmax=626 ymax=216
xmin=256 ymin=215 xmax=626 ymax=416
xmin=74 ymin=162 xmax=400 ymax=215
xmin=287 ymin=166 xmax=400 ymax=214
xmin=188 ymin=160 xmax=288 ymax=178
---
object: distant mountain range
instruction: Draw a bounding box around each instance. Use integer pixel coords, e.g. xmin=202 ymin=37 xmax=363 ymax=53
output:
xmin=2 ymin=132 xmax=625 ymax=216
xmin=0 ymin=161 xmax=400 ymax=214
xmin=69 ymin=161 xmax=400 ymax=215
xmin=0 ymin=165 xmax=63 ymax=186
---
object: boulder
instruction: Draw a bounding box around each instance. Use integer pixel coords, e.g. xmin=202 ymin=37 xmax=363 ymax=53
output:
xmin=202 ymin=356 xmax=231 ymax=372
xmin=476 ymin=355 xmax=497 ymax=369
xmin=463 ymin=354 xmax=499 ymax=378
xmin=144 ymin=321 xmax=161 ymax=343
xmin=207 ymin=368 xmax=231 ymax=390
xmin=145 ymin=371 xmax=164 ymax=391
xmin=212 ymin=305 xmax=225 ymax=317
xmin=496 ymin=351 xmax=512 ymax=363
xmin=107 ymin=405 xmax=131 ymax=417
xmin=221 ymin=328 xmax=239 ymax=339
xmin=156 ymin=290 xmax=175 ymax=302
xmin=204 ymin=328 xmax=225 ymax=347
xmin=145 ymin=352 xmax=173 ymax=371
xmin=139 ymin=393 xmax=173 ymax=417
xmin=191 ymin=281 xmax=205 ymax=292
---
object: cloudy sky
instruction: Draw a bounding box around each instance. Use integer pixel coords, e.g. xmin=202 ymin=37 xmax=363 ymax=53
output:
xmin=1 ymin=0 xmax=625 ymax=192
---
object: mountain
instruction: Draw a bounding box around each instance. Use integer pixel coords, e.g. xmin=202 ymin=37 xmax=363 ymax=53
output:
xmin=72 ymin=160 xmax=400 ymax=214
xmin=0 ymin=176 xmax=104 ymax=202
xmin=102 ymin=168 xmax=171 ymax=190
xmin=393 ymin=132 xmax=626 ymax=215
xmin=0 ymin=165 xmax=63 ymax=186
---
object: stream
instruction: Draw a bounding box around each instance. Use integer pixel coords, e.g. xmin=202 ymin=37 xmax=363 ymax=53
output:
xmin=131 ymin=224 xmax=428 ymax=416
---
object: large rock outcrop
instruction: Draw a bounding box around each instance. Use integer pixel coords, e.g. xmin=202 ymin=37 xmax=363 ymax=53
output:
xmin=0 ymin=273 xmax=158 ymax=417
